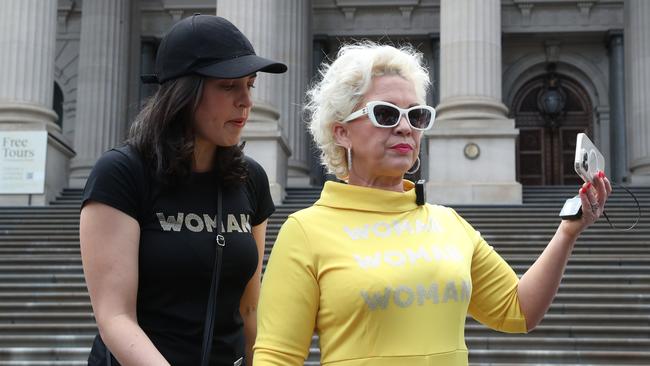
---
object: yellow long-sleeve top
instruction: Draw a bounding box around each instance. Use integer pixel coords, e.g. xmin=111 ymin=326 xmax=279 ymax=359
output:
xmin=254 ymin=181 xmax=527 ymax=366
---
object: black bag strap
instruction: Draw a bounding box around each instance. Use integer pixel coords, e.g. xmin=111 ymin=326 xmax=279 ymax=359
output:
xmin=201 ymin=185 xmax=225 ymax=366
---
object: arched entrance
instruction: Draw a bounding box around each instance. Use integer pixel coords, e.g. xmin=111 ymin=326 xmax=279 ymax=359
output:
xmin=512 ymin=74 xmax=593 ymax=186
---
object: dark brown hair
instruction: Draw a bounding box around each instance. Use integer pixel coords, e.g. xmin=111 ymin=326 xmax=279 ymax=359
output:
xmin=127 ymin=75 xmax=248 ymax=188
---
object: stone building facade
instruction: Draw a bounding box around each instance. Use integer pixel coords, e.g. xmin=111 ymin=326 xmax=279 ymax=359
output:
xmin=1 ymin=0 xmax=648 ymax=205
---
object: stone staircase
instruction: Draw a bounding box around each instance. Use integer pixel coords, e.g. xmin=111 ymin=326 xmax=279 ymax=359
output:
xmin=0 ymin=185 xmax=648 ymax=365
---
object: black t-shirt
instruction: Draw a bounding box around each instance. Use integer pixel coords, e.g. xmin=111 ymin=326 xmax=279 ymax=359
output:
xmin=82 ymin=145 xmax=275 ymax=366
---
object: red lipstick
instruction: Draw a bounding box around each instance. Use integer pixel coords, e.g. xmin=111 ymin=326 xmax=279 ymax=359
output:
xmin=390 ymin=143 xmax=413 ymax=154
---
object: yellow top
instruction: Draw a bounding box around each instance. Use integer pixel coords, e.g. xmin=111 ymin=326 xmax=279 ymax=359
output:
xmin=254 ymin=181 xmax=527 ymax=365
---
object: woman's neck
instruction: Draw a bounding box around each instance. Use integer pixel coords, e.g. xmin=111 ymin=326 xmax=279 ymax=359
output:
xmin=347 ymin=173 xmax=404 ymax=192
xmin=192 ymin=139 xmax=217 ymax=172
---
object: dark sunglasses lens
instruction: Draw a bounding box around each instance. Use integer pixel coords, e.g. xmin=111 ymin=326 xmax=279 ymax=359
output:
xmin=372 ymin=105 xmax=400 ymax=127
xmin=408 ymin=108 xmax=432 ymax=129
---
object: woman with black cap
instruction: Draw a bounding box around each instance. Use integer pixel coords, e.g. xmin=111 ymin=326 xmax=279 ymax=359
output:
xmin=80 ymin=14 xmax=286 ymax=366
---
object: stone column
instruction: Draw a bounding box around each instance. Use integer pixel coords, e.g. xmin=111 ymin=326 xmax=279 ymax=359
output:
xmin=607 ymin=31 xmax=627 ymax=183
xmin=217 ymin=0 xmax=312 ymax=202
xmin=430 ymin=35 xmax=441 ymax=107
xmin=0 ymin=0 xmax=74 ymax=205
xmin=282 ymin=1 xmax=312 ymax=187
xmin=624 ymin=0 xmax=650 ymax=184
xmin=421 ymin=35 xmax=441 ymax=182
xmin=139 ymin=38 xmax=158 ymax=104
xmin=309 ymin=36 xmax=329 ymax=186
xmin=69 ymin=0 xmax=130 ymax=188
xmin=426 ymin=0 xmax=521 ymax=204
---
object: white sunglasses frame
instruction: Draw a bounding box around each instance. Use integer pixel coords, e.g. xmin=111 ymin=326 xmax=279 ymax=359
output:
xmin=341 ymin=101 xmax=436 ymax=131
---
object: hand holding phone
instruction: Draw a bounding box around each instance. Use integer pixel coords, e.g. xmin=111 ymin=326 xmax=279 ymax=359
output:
xmin=560 ymin=133 xmax=605 ymax=220
xmin=574 ymin=133 xmax=605 ymax=183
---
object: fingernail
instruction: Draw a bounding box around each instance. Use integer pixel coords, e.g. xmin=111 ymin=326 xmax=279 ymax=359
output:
xmin=586 ymin=182 xmax=592 ymax=189
xmin=580 ymin=187 xmax=586 ymax=194
xmin=598 ymin=171 xmax=605 ymax=179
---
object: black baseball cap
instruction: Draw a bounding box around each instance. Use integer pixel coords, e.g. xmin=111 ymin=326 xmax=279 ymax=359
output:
xmin=142 ymin=14 xmax=287 ymax=84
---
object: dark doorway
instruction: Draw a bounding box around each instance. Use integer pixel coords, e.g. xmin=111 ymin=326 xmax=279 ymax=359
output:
xmin=512 ymin=74 xmax=593 ymax=186
xmin=53 ymin=82 xmax=64 ymax=128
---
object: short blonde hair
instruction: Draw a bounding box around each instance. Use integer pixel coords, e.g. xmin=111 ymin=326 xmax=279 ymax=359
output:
xmin=305 ymin=42 xmax=431 ymax=179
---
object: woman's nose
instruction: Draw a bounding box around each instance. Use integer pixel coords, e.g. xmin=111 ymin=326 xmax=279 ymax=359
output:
xmin=394 ymin=114 xmax=412 ymax=135
xmin=239 ymin=88 xmax=253 ymax=108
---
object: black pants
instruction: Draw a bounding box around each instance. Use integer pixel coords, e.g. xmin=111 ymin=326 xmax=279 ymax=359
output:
xmin=87 ymin=335 xmax=119 ymax=366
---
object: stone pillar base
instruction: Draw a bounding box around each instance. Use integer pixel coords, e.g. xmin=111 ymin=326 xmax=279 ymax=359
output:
xmin=287 ymin=161 xmax=311 ymax=187
xmin=628 ymin=161 xmax=650 ymax=185
xmin=68 ymin=156 xmax=97 ymax=189
xmin=68 ymin=168 xmax=92 ymax=189
xmin=426 ymin=181 xmax=522 ymax=205
xmin=242 ymin=103 xmax=290 ymax=205
xmin=0 ymin=103 xmax=75 ymax=206
xmin=629 ymin=175 xmax=650 ymax=185
xmin=425 ymin=118 xmax=521 ymax=205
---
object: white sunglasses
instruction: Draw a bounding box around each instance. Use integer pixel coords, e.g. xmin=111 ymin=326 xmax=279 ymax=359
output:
xmin=342 ymin=101 xmax=436 ymax=131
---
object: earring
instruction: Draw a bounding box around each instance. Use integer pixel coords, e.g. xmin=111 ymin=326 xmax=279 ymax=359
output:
xmin=346 ymin=146 xmax=352 ymax=172
xmin=406 ymin=156 xmax=420 ymax=175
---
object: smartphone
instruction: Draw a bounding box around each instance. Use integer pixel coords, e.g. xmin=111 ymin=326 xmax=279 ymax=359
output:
xmin=574 ymin=133 xmax=605 ymax=183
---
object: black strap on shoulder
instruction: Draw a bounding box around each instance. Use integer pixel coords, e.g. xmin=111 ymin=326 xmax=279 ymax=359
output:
xmin=201 ymin=185 xmax=225 ymax=366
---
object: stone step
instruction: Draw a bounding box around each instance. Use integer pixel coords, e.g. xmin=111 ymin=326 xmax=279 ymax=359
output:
xmin=0 ymin=249 xmax=79 ymax=255
xmin=0 ymin=284 xmax=88 ymax=292
xmin=467 ymin=349 xmax=650 ymax=364
xmin=0 ymin=313 xmax=94 ymax=324
xmin=0 ymin=324 xmax=97 ymax=335
xmin=0 ymin=361 xmax=86 ymax=365
xmin=0 ymin=230 xmax=80 ymax=235
xmin=465 ymin=336 xmax=650 ymax=351
xmin=0 ymin=242 xmax=79 ymax=248
xmin=0 ymin=293 xmax=89 ymax=302
xmin=0 ymin=335 xmax=93 ymax=348
xmin=0 ymin=274 xmax=84 ymax=283
xmin=0 ymin=347 xmax=88 ymax=362
xmin=0 ymin=209 xmax=79 ymax=215
xmin=0 ymin=256 xmax=82 ymax=265
xmin=0 ymin=302 xmax=91 ymax=313
xmin=465 ymin=324 xmax=650 ymax=338
xmin=467 ymin=313 xmax=650 ymax=326
xmin=509 ymin=264 xmax=650 ymax=275
xmin=0 ymin=219 xmax=79 ymax=225
xmin=0 ymin=266 xmax=82 ymax=274
xmin=0 ymin=236 xmax=79 ymax=241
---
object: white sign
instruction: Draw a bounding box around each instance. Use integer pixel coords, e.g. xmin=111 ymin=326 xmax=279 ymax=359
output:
xmin=0 ymin=131 xmax=48 ymax=194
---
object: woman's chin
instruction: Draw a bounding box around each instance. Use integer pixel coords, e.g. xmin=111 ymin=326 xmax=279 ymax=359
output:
xmin=216 ymin=136 xmax=241 ymax=147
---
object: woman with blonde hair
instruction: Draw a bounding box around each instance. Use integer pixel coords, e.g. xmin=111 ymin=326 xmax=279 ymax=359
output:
xmin=253 ymin=42 xmax=610 ymax=366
